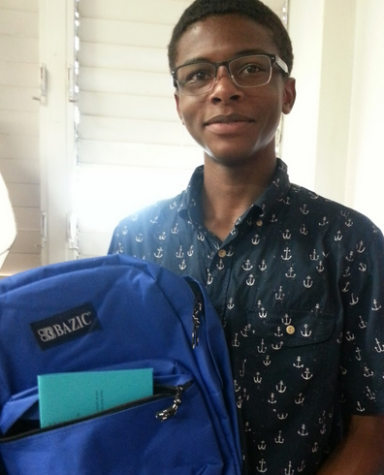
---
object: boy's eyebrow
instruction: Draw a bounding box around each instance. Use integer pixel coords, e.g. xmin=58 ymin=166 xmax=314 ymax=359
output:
xmin=177 ymin=48 xmax=272 ymax=66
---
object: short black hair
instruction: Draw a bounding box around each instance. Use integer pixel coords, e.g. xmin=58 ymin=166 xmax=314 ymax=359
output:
xmin=168 ymin=0 xmax=294 ymax=74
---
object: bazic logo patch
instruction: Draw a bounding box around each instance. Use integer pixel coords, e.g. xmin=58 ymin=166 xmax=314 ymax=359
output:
xmin=31 ymin=303 xmax=101 ymax=350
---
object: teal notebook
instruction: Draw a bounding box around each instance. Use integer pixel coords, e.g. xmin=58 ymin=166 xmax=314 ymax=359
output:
xmin=38 ymin=368 xmax=153 ymax=428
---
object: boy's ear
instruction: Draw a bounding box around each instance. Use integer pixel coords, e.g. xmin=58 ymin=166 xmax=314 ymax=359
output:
xmin=282 ymin=77 xmax=296 ymax=115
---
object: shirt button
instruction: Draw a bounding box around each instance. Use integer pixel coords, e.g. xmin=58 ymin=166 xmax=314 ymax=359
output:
xmin=256 ymin=220 xmax=263 ymax=226
xmin=286 ymin=325 xmax=295 ymax=335
xmin=218 ymin=249 xmax=227 ymax=258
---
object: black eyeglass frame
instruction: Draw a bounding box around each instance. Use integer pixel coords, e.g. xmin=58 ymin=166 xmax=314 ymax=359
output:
xmin=172 ymin=53 xmax=289 ymax=95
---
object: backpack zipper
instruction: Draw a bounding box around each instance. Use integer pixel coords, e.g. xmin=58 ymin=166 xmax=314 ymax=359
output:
xmin=191 ymin=290 xmax=203 ymax=349
xmin=1 ymin=382 xmax=192 ymax=443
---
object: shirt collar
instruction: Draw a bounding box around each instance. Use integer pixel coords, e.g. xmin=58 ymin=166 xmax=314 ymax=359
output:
xmin=178 ymin=159 xmax=291 ymax=225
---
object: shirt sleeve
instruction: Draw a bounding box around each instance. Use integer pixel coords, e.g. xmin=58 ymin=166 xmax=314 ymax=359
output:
xmin=339 ymin=222 xmax=384 ymax=415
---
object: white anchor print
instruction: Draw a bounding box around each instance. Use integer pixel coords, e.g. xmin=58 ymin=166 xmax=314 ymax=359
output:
xmin=216 ymin=259 xmax=224 ymax=271
xmin=239 ymin=360 xmax=246 ymax=377
xmin=319 ymin=216 xmax=329 ymax=226
xmin=298 ymin=424 xmax=309 ymax=436
xmin=258 ymin=441 xmax=267 ymax=451
xmin=358 ymin=315 xmax=367 ymax=329
xmin=206 ymin=272 xmax=213 ymax=285
xmin=374 ymin=338 xmax=384 ymax=353
xmin=312 ymin=442 xmax=319 ymax=453
xmin=301 ymin=368 xmax=313 ymax=380
xmin=158 ymin=231 xmax=166 ymax=241
xmin=232 ymin=334 xmax=240 ymax=347
xmin=254 ymin=372 xmax=262 ymax=384
xmin=263 ymin=355 xmax=271 ymax=366
xmin=334 ymin=231 xmax=343 ymax=241
xmin=259 ymin=260 xmax=267 ymax=271
xmin=259 ymin=307 xmax=268 ymax=319
xmin=303 ymin=276 xmax=313 ymax=288
xmin=282 ymin=313 xmax=292 ymax=325
xmin=343 ymin=266 xmax=351 ymax=277
xmin=258 ymin=339 xmax=267 ymax=353
xmin=345 ymin=218 xmax=354 ymax=227
xmin=171 ymin=223 xmax=179 ymax=234
xmin=268 ymin=393 xmax=277 ymax=404
xmin=276 ymin=381 xmax=286 ymax=393
xmin=300 ymin=225 xmax=308 ymax=235
xmin=282 ymin=229 xmax=291 ymax=239
xmin=197 ymin=232 xmax=205 ymax=242
xmin=242 ymin=259 xmax=253 ymax=271
xmin=275 ymin=286 xmax=285 ymax=301
xmin=227 ymin=298 xmax=235 ymax=310
xmin=316 ymin=261 xmax=324 ymax=273
xmin=187 ymin=245 xmax=194 ymax=257
xmin=356 ymin=241 xmax=366 ymax=253
xmin=274 ymin=326 xmax=284 ymax=337
xmin=285 ymin=266 xmax=296 ymax=278
xmin=301 ymin=324 xmax=312 ymax=338
xmin=309 ymin=249 xmax=319 ymax=261
xmin=277 ymin=413 xmax=288 ymax=420
xmin=355 ymin=347 xmax=362 ymax=361
xmin=356 ymin=401 xmax=366 ymax=412
xmin=275 ymin=431 xmax=284 ymax=444
xmin=358 ymin=263 xmax=367 ymax=272
xmin=346 ymin=251 xmax=354 ymax=262
xmin=175 ymin=246 xmax=184 ymax=258
xmin=350 ymin=293 xmax=359 ymax=305
xmin=284 ymin=461 xmax=294 ymax=475
xmin=372 ymin=299 xmax=382 ymax=311
xmin=256 ymin=459 xmax=267 ymax=473
xmin=281 ymin=248 xmax=292 ymax=260
xmin=154 ymin=247 xmax=163 ymax=258
xmin=293 ymin=357 xmax=304 ymax=368
xmin=342 ymin=281 xmax=350 ymax=292
xmin=295 ymin=393 xmax=305 ymax=405
xmin=252 ymin=234 xmax=261 ymax=245
xmin=297 ymin=461 xmax=306 ymax=473
xmin=300 ymin=204 xmax=309 ymax=215
xmin=363 ymin=365 xmax=374 ymax=377
xmin=179 ymin=260 xmax=187 ymax=271
xmin=271 ymin=341 xmax=283 ymax=350
xmin=135 ymin=233 xmax=143 ymax=242
xmin=366 ymin=386 xmax=376 ymax=401
xmin=246 ymin=274 xmax=256 ymax=286
xmin=345 ymin=331 xmax=355 ymax=341
xmin=240 ymin=325 xmax=251 ymax=337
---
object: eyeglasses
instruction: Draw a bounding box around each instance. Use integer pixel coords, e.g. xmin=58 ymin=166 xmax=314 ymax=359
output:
xmin=172 ymin=53 xmax=289 ymax=96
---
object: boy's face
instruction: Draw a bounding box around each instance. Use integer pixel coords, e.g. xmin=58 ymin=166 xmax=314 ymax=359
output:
xmin=174 ymin=14 xmax=296 ymax=168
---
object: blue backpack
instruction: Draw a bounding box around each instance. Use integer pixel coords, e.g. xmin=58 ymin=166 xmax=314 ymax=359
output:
xmin=0 ymin=255 xmax=242 ymax=475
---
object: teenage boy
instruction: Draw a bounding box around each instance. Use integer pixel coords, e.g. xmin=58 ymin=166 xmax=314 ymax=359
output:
xmin=109 ymin=1 xmax=384 ymax=473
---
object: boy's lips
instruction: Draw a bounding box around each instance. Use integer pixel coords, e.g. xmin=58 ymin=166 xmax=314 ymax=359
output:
xmin=204 ymin=113 xmax=254 ymax=126
xmin=204 ymin=113 xmax=255 ymax=134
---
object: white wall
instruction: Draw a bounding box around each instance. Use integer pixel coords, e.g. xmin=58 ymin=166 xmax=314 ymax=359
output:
xmin=346 ymin=0 xmax=384 ymax=230
xmin=282 ymin=0 xmax=384 ymax=231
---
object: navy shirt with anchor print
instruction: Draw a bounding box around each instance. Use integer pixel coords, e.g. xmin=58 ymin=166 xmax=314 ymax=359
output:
xmin=109 ymin=159 xmax=384 ymax=475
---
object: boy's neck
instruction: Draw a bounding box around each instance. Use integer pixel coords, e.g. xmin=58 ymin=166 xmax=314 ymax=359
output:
xmin=201 ymin=155 xmax=276 ymax=241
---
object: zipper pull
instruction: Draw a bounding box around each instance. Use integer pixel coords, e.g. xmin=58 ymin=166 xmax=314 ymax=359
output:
xmin=155 ymin=383 xmax=190 ymax=422
xmin=191 ymin=298 xmax=203 ymax=349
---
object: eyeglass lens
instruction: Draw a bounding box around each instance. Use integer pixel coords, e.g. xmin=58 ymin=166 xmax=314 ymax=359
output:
xmin=176 ymin=54 xmax=273 ymax=96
